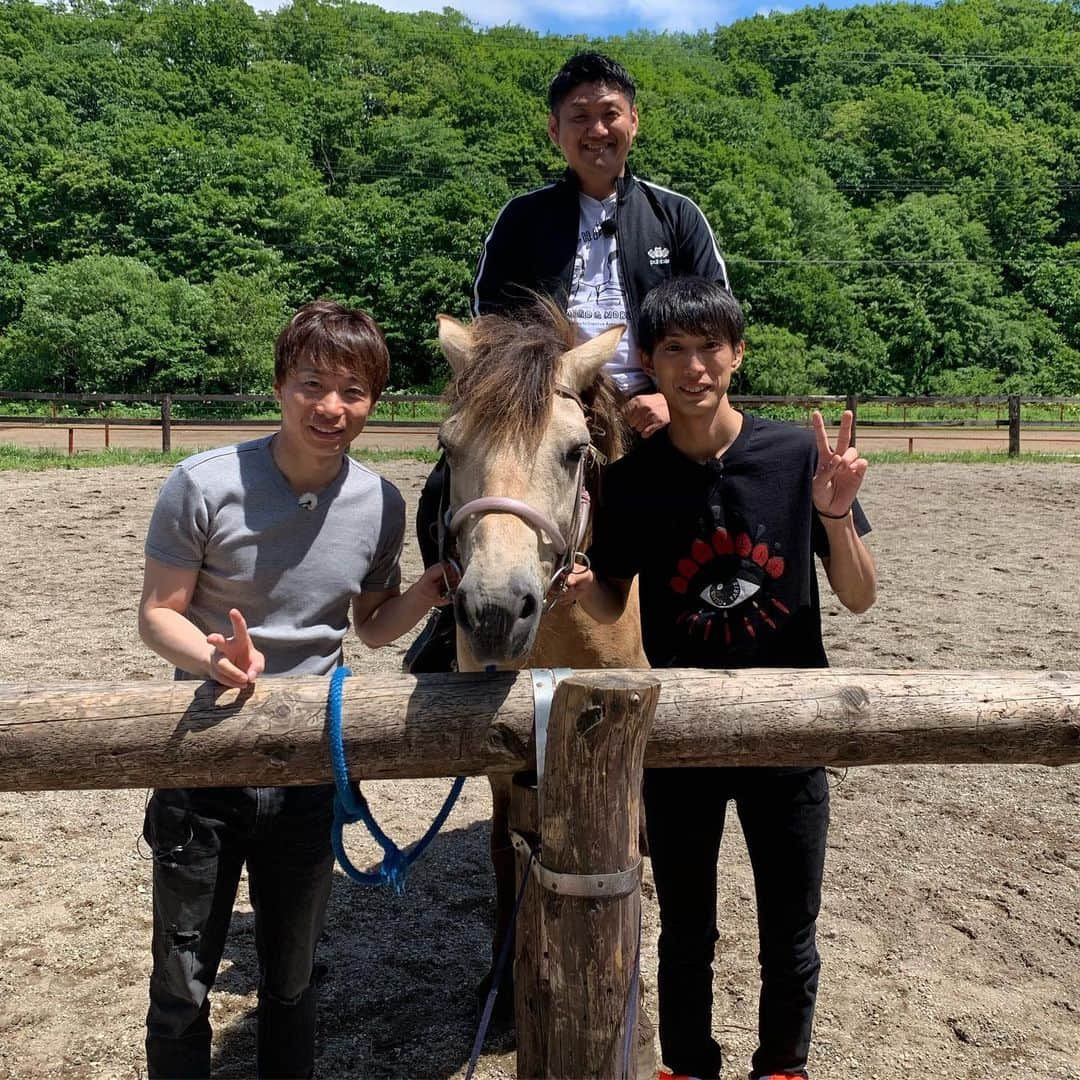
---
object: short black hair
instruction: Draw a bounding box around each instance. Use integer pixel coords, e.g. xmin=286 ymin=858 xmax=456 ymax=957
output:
xmin=548 ymin=52 xmax=636 ymax=114
xmin=638 ymin=278 xmax=745 ymax=356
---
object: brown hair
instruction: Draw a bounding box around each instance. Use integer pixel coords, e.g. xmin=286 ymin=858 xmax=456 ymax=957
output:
xmin=274 ymin=300 xmax=391 ymax=403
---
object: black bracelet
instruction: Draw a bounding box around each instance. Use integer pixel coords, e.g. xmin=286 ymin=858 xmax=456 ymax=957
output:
xmin=816 ymin=506 xmax=851 ymax=520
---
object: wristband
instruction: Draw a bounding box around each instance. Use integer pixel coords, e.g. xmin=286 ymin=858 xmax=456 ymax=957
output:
xmin=816 ymin=506 xmax=851 ymax=520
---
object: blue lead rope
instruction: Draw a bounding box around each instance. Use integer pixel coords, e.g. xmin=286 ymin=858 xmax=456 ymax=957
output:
xmin=326 ymin=666 xmax=465 ymax=895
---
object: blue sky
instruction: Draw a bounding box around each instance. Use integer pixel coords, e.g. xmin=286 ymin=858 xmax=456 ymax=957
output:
xmin=248 ymin=0 xmax=885 ymax=37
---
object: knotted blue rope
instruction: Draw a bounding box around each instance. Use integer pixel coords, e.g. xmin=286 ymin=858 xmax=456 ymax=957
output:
xmin=326 ymin=666 xmax=465 ymax=895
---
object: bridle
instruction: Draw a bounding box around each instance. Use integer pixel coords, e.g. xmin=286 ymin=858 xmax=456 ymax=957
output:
xmin=437 ymin=385 xmax=602 ymax=613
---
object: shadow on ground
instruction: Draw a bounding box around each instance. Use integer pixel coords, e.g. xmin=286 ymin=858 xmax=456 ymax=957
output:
xmin=209 ymin=819 xmax=508 ymax=1078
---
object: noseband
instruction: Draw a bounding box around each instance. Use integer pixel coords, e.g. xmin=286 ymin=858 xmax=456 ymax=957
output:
xmin=438 ymin=385 xmax=600 ymax=612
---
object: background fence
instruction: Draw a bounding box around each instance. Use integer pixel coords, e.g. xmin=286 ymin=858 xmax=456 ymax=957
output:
xmin=2 ymin=391 xmax=1080 ymax=456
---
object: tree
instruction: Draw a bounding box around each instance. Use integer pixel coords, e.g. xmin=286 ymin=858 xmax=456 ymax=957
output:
xmin=737 ymin=324 xmax=828 ymax=395
xmin=0 ymin=0 xmax=1075 ymax=392
xmin=0 ymin=255 xmax=210 ymax=393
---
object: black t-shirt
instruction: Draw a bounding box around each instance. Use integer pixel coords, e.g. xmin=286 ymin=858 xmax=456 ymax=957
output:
xmin=589 ymin=414 xmax=870 ymax=670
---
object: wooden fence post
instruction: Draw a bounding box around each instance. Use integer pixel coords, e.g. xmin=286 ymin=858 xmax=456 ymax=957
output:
xmin=510 ymin=774 xmax=546 ymax=1074
xmin=511 ymin=672 xmax=660 ymax=1079
xmin=846 ymin=393 xmax=858 ymax=444
xmin=161 ymin=394 xmax=172 ymax=453
xmin=1008 ymin=394 xmax=1020 ymax=457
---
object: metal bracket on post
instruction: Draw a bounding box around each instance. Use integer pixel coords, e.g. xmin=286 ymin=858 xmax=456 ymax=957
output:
xmin=530 ymin=667 xmax=572 ymax=820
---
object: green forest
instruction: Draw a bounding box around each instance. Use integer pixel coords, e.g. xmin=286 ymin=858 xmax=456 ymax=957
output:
xmin=0 ymin=0 xmax=1077 ymax=397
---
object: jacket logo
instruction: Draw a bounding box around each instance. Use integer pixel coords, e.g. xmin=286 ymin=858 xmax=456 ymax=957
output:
xmin=648 ymin=246 xmax=670 ymax=266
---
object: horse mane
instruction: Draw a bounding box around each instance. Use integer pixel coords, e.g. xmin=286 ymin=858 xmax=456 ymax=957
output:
xmin=446 ymin=299 xmax=628 ymax=468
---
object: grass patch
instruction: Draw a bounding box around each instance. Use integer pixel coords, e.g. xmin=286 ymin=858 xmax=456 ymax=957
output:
xmin=0 ymin=445 xmax=193 ymax=470
xmin=863 ymin=449 xmax=1080 ymax=464
xmin=353 ymin=447 xmax=441 ymax=465
xmin=0 ymin=444 xmax=440 ymax=471
xmin=4 ymin=443 xmax=1075 ymax=472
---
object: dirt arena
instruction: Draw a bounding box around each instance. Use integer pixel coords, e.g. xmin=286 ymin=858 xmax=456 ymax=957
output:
xmin=0 ymin=457 xmax=1078 ymax=1079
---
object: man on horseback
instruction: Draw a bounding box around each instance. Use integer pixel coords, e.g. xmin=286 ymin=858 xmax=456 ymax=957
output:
xmin=474 ymin=50 xmax=729 ymax=438
xmin=409 ymin=49 xmax=729 ymax=671
xmin=570 ymin=278 xmax=877 ymax=1080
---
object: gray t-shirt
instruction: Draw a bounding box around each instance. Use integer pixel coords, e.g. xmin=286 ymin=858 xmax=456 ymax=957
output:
xmin=145 ymin=436 xmax=405 ymax=678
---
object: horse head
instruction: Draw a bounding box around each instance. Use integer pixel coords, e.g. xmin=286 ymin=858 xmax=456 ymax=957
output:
xmin=436 ymin=303 xmax=625 ymax=669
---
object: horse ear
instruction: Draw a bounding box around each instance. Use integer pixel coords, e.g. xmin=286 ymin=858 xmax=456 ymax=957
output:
xmin=561 ymin=324 xmax=625 ymax=392
xmin=437 ymin=314 xmax=473 ymax=375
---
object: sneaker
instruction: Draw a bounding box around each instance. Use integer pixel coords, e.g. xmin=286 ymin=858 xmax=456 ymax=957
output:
xmin=403 ymin=605 xmax=457 ymax=673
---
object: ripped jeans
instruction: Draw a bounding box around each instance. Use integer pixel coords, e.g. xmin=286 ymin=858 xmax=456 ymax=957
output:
xmin=143 ymin=785 xmax=335 ymax=1079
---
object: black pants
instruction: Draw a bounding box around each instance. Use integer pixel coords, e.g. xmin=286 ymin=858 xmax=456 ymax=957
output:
xmin=143 ymin=785 xmax=335 ymax=1079
xmin=644 ymin=766 xmax=829 ymax=1080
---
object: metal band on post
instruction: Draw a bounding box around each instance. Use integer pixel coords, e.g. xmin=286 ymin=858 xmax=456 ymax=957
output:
xmin=510 ymin=829 xmax=642 ymax=898
xmin=531 ymin=667 xmax=573 ymax=811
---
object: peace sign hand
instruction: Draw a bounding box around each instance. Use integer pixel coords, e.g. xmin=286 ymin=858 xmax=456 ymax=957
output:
xmin=206 ymin=608 xmax=266 ymax=688
xmin=812 ymin=410 xmax=868 ymax=520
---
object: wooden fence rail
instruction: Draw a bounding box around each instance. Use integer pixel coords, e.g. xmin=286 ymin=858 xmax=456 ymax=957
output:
xmin=1 ymin=668 xmax=1078 ymax=793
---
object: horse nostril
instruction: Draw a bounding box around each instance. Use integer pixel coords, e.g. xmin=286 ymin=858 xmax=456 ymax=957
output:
xmin=520 ymin=593 xmax=537 ymax=620
xmin=454 ymin=594 xmax=472 ymax=633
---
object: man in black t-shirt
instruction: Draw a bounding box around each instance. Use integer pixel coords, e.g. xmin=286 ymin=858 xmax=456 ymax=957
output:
xmin=568 ymin=278 xmax=876 ymax=1080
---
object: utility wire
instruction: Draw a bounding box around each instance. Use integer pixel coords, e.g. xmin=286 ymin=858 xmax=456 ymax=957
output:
xmin=757 ymin=51 xmax=1080 ymax=69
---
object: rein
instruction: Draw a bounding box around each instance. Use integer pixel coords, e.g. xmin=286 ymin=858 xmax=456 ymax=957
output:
xmin=438 ymin=384 xmax=599 ymax=612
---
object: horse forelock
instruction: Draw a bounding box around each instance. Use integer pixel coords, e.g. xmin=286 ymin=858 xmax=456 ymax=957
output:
xmin=447 ymin=304 xmax=628 ymax=465
xmin=447 ymin=305 xmax=570 ymax=451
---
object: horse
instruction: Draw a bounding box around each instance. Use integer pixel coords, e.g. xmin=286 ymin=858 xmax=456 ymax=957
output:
xmin=434 ymin=301 xmax=649 ymax=1026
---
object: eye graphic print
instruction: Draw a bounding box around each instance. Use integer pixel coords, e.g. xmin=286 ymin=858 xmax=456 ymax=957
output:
xmin=669 ymin=526 xmax=790 ymax=647
xmin=700 ymin=576 xmax=761 ymax=609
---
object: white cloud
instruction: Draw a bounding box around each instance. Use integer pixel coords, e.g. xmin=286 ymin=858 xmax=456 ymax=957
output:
xmin=249 ymin=0 xmax=739 ymax=34
xmin=484 ymin=0 xmax=737 ymax=33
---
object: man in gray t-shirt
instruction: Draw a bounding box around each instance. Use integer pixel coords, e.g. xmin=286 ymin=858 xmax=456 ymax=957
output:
xmin=138 ymin=301 xmax=446 ymax=1079
xmin=145 ymin=434 xmax=406 ymax=678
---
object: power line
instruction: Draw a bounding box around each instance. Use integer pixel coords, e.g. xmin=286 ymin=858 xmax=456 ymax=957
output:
xmin=729 ymin=256 xmax=1080 ymax=266
xmin=758 ymin=51 xmax=1080 ymax=70
xmin=33 ymin=232 xmax=1080 ymax=269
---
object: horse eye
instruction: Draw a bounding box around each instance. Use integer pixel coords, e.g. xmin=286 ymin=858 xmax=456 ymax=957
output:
xmin=564 ymin=444 xmax=587 ymax=467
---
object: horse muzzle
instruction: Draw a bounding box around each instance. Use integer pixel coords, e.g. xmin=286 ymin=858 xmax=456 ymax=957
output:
xmin=454 ymin=573 xmax=543 ymax=665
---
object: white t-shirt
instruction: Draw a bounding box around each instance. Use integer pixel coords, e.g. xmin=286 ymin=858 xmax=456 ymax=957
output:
xmin=566 ymin=193 xmax=650 ymax=397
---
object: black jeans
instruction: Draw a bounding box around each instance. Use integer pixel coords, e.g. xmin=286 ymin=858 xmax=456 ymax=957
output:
xmin=644 ymin=766 xmax=829 ymax=1080
xmin=143 ymin=785 xmax=335 ymax=1079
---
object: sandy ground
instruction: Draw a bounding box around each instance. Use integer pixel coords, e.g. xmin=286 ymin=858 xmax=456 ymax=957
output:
xmin=0 ymin=458 xmax=1078 ymax=1080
